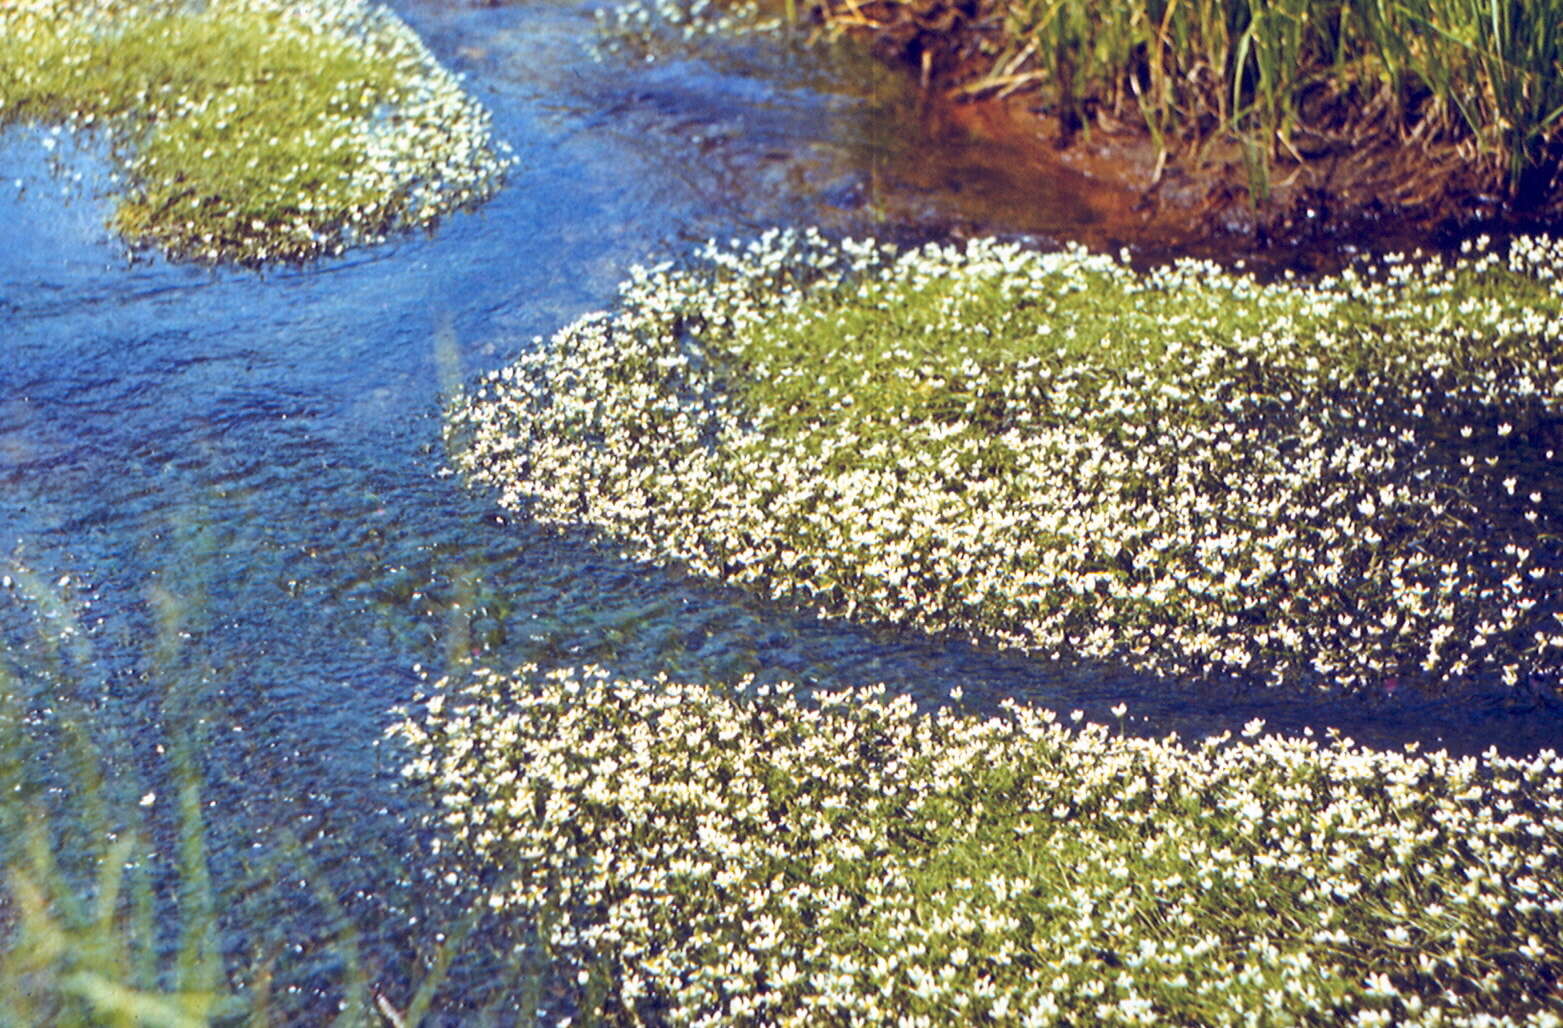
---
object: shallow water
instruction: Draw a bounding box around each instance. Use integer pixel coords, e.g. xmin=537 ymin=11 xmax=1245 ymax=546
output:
xmin=3 ymin=0 xmax=1561 ymax=1019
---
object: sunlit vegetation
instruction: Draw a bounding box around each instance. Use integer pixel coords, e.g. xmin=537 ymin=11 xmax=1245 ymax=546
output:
xmin=448 ymin=230 xmax=1563 ymax=697
xmin=913 ymin=0 xmax=1563 ymax=200
xmin=0 ymin=566 xmax=483 ymax=1025
xmin=0 ymin=628 xmax=238 ymax=1028
xmin=395 ymin=663 xmax=1563 ymax=1025
xmin=1 ymin=803 xmax=233 ymax=1028
xmin=599 ymin=0 xmax=1563 ymax=206
xmin=0 ymin=0 xmax=511 ymax=263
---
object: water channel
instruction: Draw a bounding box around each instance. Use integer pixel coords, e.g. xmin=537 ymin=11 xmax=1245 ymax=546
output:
xmin=3 ymin=0 xmax=1561 ymax=1019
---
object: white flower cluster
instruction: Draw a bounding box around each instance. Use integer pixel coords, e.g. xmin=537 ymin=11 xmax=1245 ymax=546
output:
xmin=0 ymin=0 xmax=512 ymax=263
xmin=270 ymin=0 xmax=513 ymax=233
xmin=594 ymin=0 xmax=785 ymax=59
xmin=450 ymin=230 xmax=1563 ymax=696
xmin=394 ymin=664 xmax=1563 ymax=1025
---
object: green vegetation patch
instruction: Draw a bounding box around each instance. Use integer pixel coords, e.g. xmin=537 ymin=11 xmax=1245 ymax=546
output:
xmin=933 ymin=0 xmax=1563 ymax=195
xmin=450 ymin=231 xmax=1563 ymax=696
xmin=0 ymin=0 xmax=511 ymax=263
xmin=395 ymin=664 xmax=1563 ymax=1025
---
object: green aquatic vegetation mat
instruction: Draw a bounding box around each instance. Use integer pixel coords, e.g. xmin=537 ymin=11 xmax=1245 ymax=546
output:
xmin=395 ymin=664 xmax=1563 ymax=1025
xmin=450 ymin=231 xmax=1563 ymax=696
xmin=0 ymin=0 xmax=511 ymax=263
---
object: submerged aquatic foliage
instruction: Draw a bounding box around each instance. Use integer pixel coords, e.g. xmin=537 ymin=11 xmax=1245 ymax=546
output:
xmin=0 ymin=575 xmax=235 ymax=1026
xmin=395 ymin=663 xmax=1563 ymax=1025
xmin=0 ymin=562 xmax=494 ymax=1024
xmin=450 ymin=230 xmax=1563 ymax=697
xmin=0 ymin=0 xmax=511 ymax=263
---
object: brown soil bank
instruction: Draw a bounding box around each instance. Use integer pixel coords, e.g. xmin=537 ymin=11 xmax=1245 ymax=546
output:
xmin=806 ymin=0 xmax=1563 ymax=250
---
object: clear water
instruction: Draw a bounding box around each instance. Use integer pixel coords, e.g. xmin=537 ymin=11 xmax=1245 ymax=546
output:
xmin=3 ymin=0 xmax=1560 ymax=1019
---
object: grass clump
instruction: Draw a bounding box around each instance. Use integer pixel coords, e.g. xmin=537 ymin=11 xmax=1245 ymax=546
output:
xmin=394 ymin=663 xmax=1563 ymax=1025
xmin=0 ymin=662 xmax=236 ymax=1027
xmin=0 ymin=561 xmax=493 ymax=1026
xmin=603 ymin=0 xmax=1563 ymax=206
xmin=450 ymin=230 xmax=1563 ymax=697
xmin=0 ymin=0 xmax=511 ymax=264
xmin=0 ymin=779 xmax=236 ymax=1028
xmin=930 ymin=0 xmax=1563 ymax=197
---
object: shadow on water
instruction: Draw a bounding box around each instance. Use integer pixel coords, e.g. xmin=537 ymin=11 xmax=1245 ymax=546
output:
xmin=2 ymin=0 xmax=1561 ymax=1018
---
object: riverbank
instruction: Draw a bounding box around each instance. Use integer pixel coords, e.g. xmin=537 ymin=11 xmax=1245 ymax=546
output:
xmin=782 ymin=0 xmax=1563 ymax=246
xmin=903 ymin=86 xmax=1529 ymax=252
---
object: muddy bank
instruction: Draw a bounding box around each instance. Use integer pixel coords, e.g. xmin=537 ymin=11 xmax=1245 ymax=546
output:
xmin=810 ymin=0 xmax=1563 ymax=256
xmin=908 ymin=91 xmax=1516 ymax=261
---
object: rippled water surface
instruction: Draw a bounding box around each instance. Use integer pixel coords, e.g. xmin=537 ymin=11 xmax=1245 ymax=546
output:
xmin=3 ymin=0 xmax=1561 ymax=1018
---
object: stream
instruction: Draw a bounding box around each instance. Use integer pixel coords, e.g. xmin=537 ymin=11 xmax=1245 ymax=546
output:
xmin=3 ymin=0 xmax=1561 ymax=1020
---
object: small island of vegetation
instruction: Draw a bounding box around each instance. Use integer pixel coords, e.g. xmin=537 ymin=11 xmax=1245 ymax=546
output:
xmin=396 ymin=663 xmax=1563 ymax=1025
xmin=0 ymin=0 xmax=511 ymax=263
xmin=449 ymin=230 xmax=1563 ymax=699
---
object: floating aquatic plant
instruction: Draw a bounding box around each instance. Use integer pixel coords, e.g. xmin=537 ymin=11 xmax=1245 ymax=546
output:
xmin=0 ymin=0 xmax=512 ymax=263
xmin=594 ymin=0 xmax=785 ymax=57
xmin=450 ymin=230 xmax=1563 ymax=697
xmin=395 ymin=663 xmax=1563 ymax=1025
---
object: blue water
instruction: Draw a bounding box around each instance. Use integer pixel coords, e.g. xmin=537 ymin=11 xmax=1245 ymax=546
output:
xmin=3 ymin=0 xmax=1560 ymax=1019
